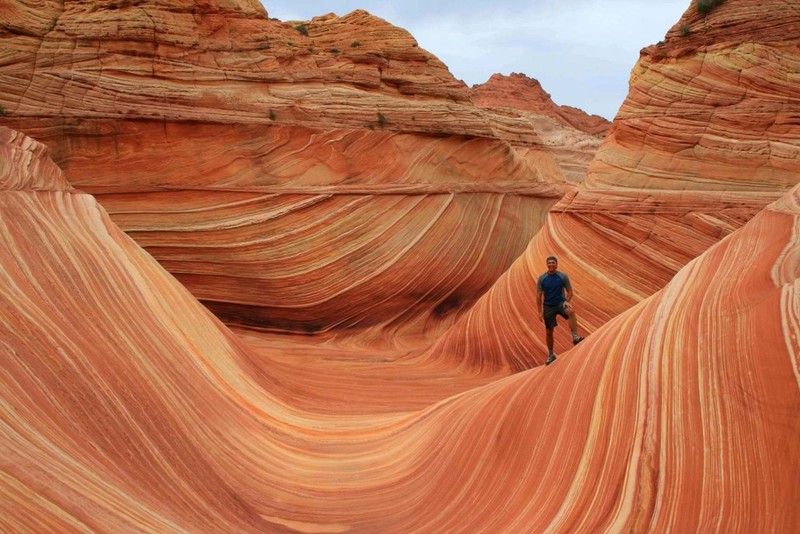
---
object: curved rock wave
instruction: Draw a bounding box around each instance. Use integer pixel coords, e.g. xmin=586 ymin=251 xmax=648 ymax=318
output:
xmin=432 ymin=0 xmax=800 ymax=369
xmin=0 ymin=0 xmax=590 ymax=338
xmin=2 ymin=129 xmax=798 ymax=531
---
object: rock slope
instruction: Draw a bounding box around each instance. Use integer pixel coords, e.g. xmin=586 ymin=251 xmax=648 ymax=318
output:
xmin=2 ymin=1 xmax=800 ymax=529
xmin=471 ymin=72 xmax=611 ymax=136
xmin=431 ymin=0 xmax=800 ymax=367
xmin=1 ymin=126 xmax=798 ymax=531
xmin=0 ymin=1 xmax=581 ymax=338
xmin=471 ymin=73 xmax=610 ymax=184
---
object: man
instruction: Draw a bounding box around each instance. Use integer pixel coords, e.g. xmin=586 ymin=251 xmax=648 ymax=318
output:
xmin=536 ymin=256 xmax=584 ymax=365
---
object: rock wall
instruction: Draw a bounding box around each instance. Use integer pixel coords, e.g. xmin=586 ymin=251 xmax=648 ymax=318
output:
xmin=3 ymin=1 xmax=799 ymax=529
xmin=430 ymin=0 xmax=800 ymax=366
xmin=0 ymin=1 xmax=584 ymax=336
xmin=471 ymin=72 xmax=611 ymax=136
xmin=471 ymin=73 xmax=611 ymax=185
xmin=1 ymin=126 xmax=797 ymax=531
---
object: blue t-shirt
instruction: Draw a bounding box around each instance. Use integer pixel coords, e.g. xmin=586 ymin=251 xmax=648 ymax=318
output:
xmin=537 ymin=271 xmax=571 ymax=307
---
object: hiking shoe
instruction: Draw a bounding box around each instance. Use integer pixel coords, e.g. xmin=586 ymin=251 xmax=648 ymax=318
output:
xmin=573 ymin=336 xmax=585 ymax=346
xmin=546 ymin=354 xmax=557 ymax=366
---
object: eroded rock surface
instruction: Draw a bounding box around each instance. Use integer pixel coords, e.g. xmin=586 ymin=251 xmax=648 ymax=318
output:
xmin=2 ymin=0 xmax=800 ymax=530
xmin=470 ymin=73 xmax=610 ymax=185
xmin=433 ymin=0 xmax=800 ymax=366
xmin=1 ymin=127 xmax=797 ymax=532
xmin=472 ymin=72 xmax=611 ymax=136
xmin=0 ymin=1 xmax=580 ymax=336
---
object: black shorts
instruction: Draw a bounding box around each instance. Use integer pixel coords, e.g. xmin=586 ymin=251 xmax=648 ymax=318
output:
xmin=543 ymin=303 xmax=569 ymax=329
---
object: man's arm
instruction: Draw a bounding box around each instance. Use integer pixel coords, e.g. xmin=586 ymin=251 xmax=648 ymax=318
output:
xmin=564 ymin=287 xmax=574 ymax=306
xmin=536 ymin=275 xmax=544 ymax=318
xmin=560 ymin=272 xmax=573 ymax=305
xmin=537 ymin=289 xmax=544 ymax=317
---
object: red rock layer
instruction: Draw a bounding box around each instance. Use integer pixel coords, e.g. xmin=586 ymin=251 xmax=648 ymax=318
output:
xmin=472 ymin=73 xmax=611 ymax=136
xmin=590 ymin=1 xmax=800 ymax=192
xmin=0 ymin=128 xmax=300 ymax=531
xmin=104 ymin=186 xmax=558 ymax=335
xmin=0 ymin=1 xmax=580 ymax=336
xmin=471 ymin=73 xmax=609 ymax=184
xmin=0 ymin=127 xmax=71 ymax=191
xmin=428 ymin=188 xmax=775 ymax=370
xmin=383 ymin=183 xmax=800 ymax=532
xmin=431 ymin=0 xmax=800 ymax=367
xmin=0 ymin=3 xmax=500 ymax=137
xmin=2 ymin=127 xmax=798 ymax=531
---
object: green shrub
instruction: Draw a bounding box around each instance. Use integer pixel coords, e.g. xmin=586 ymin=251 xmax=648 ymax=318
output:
xmin=294 ymin=24 xmax=308 ymax=36
xmin=0 ymin=104 xmax=5 ymax=116
xmin=679 ymin=24 xmax=692 ymax=37
xmin=697 ymin=0 xmax=724 ymax=15
xmin=351 ymin=41 xmax=361 ymax=47
xmin=269 ymin=110 xmax=277 ymax=121
xmin=330 ymin=47 xmax=340 ymax=54
xmin=377 ymin=112 xmax=388 ymax=128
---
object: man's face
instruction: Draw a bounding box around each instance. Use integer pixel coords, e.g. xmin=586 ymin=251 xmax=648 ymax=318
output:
xmin=547 ymin=259 xmax=557 ymax=273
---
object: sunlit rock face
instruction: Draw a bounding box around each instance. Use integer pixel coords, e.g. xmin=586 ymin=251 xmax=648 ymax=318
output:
xmin=0 ymin=127 xmax=71 ymax=191
xmin=470 ymin=73 xmax=610 ymax=185
xmin=0 ymin=1 xmax=581 ymax=337
xmin=471 ymin=73 xmax=612 ymax=136
xmin=397 ymin=183 xmax=800 ymax=532
xmin=590 ymin=2 xmax=800 ymax=192
xmin=2 ymin=127 xmax=798 ymax=531
xmin=431 ymin=0 xmax=800 ymax=367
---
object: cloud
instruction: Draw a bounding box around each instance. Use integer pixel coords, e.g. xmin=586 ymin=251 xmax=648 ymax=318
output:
xmin=261 ymin=0 xmax=689 ymax=119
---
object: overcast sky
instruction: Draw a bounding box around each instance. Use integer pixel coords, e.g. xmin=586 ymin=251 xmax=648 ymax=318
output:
xmin=260 ymin=0 xmax=689 ymax=120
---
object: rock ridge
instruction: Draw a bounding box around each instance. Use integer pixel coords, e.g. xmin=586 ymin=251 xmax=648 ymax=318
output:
xmin=471 ymin=72 xmax=611 ymax=136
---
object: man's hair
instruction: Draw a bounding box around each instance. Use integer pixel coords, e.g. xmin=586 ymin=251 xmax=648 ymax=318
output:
xmin=546 ymin=255 xmax=558 ymax=263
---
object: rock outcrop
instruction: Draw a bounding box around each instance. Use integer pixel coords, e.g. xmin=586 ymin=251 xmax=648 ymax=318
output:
xmin=431 ymin=0 xmax=800 ymax=367
xmin=589 ymin=2 xmax=800 ymax=192
xmin=2 ymin=127 xmax=798 ymax=531
xmin=0 ymin=1 xmax=581 ymax=338
xmin=472 ymin=73 xmax=611 ymax=136
xmin=395 ymin=182 xmax=800 ymax=532
xmin=2 ymin=0 xmax=800 ymax=529
xmin=0 ymin=127 xmax=71 ymax=191
xmin=471 ymin=73 xmax=610 ymax=184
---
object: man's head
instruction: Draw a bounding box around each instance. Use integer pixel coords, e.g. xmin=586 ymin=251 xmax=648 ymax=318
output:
xmin=546 ymin=255 xmax=558 ymax=273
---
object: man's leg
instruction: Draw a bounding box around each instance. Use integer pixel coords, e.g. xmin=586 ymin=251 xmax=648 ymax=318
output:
xmin=565 ymin=307 xmax=584 ymax=345
xmin=545 ymin=327 xmax=557 ymax=365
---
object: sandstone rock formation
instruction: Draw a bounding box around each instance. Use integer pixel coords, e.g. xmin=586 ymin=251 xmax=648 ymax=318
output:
xmin=472 ymin=73 xmax=611 ymax=136
xmin=0 ymin=1 xmax=580 ymax=338
xmin=2 ymin=127 xmax=798 ymax=531
xmin=590 ymin=2 xmax=800 ymax=193
xmin=431 ymin=0 xmax=800 ymax=367
xmin=470 ymin=73 xmax=610 ymax=184
xmin=3 ymin=0 xmax=800 ymax=530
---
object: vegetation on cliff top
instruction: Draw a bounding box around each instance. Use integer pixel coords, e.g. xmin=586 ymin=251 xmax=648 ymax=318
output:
xmin=697 ymin=0 xmax=725 ymax=15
